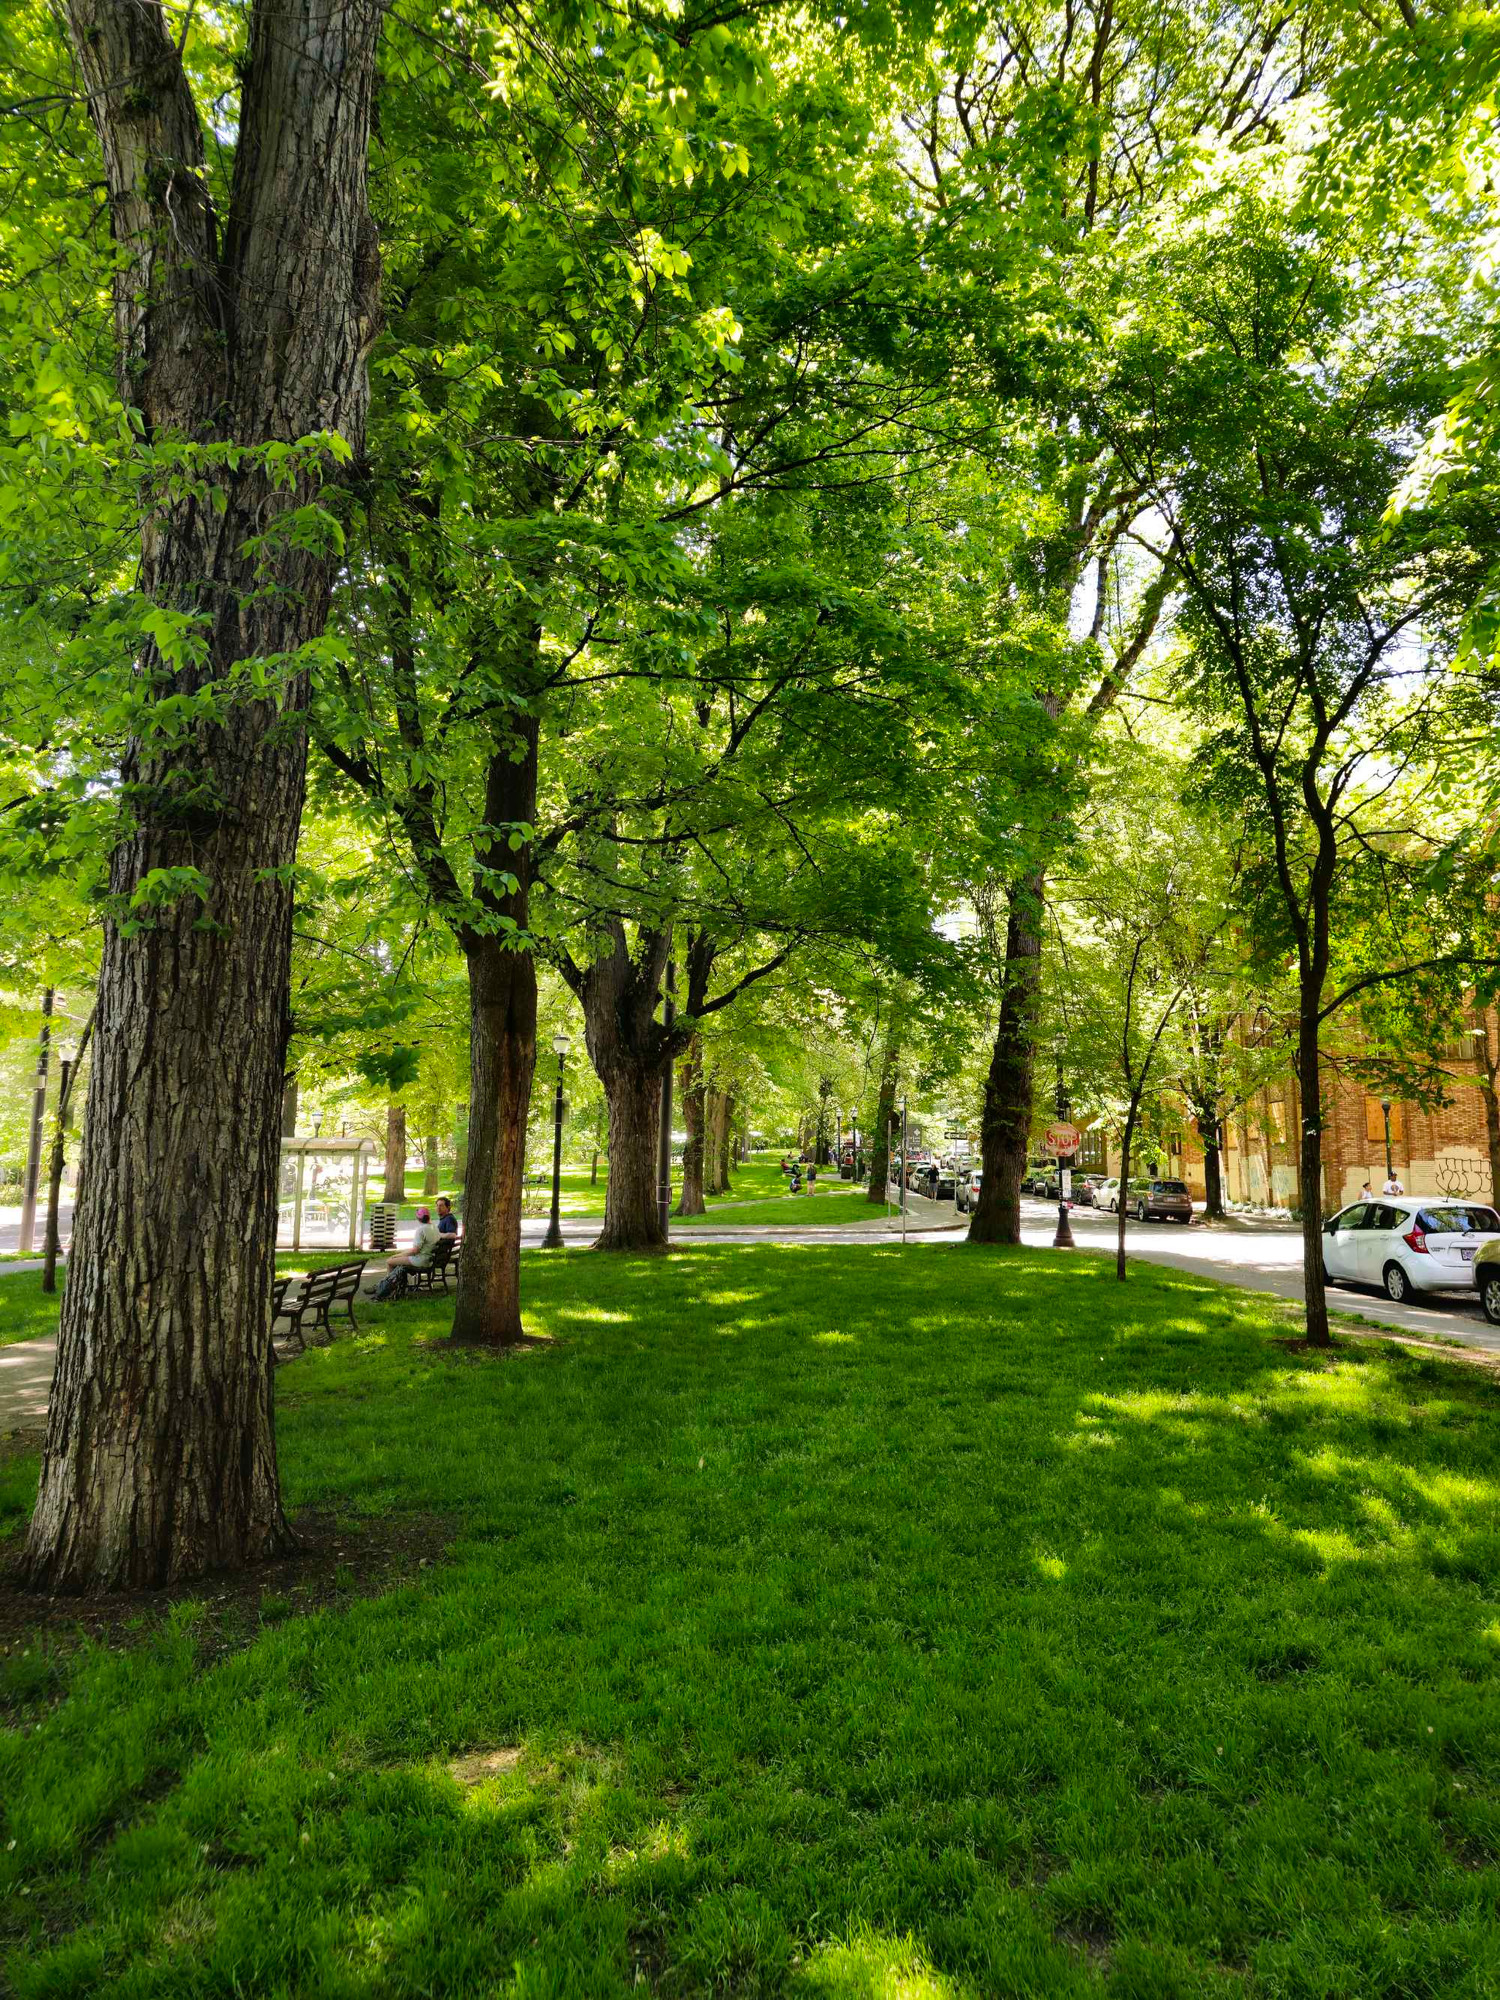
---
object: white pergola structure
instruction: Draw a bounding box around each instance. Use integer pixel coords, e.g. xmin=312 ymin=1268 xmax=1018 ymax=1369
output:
xmin=278 ymin=1136 xmax=379 ymax=1251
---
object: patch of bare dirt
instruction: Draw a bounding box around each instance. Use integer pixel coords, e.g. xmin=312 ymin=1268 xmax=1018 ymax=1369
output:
xmin=0 ymin=1508 xmax=455 ymax=1693
xmin=1056 ymin=1922 xmax=1116 ymax=1975
xmin=449 ymin=1745 xmax=524 ymax=1784
xmin=412 ymin=1333 xmax=560 ymax=1361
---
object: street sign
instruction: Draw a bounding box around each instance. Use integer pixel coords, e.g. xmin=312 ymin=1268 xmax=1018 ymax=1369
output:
xmin=1044 ymin=1120 xmax=1081 ymax=1156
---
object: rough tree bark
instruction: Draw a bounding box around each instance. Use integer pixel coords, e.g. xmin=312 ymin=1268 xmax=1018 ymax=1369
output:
xmin=676 ymin=1037 xmax=707 ymax=1216
xmin=25 ymin=0 xmax=385 ymax=1593
xmin=969 ymin=872 xmax=1045 ymax=1245
xmin=558 ymin=923 xmax=782 ymax=1245
xmin=1202 ymin=1128 xmax=1225 ymax=1221
xmin=705 ymin=1086 xmax=730 ymax=1196
xmin=565 ymin=924 xmax=673 ymax=1251
xmin=448 ymin=715 xmax=539 ymax=1345
xmin=383 ymin=1106 xmax=408 ymax=1205
xmin=867 ymin=1011 xmax=899 ymax=1203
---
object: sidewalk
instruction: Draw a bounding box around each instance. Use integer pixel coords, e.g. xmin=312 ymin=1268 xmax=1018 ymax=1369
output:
xmin=0 ymin=1334 xmax=54 ymax=1429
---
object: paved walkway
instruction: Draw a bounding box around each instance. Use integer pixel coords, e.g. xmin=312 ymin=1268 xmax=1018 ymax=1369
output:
xmin=0 ymin=1202 xmax=72 ymax=1257
xmin=0 ymin=1334 xmax=55 ymax=1429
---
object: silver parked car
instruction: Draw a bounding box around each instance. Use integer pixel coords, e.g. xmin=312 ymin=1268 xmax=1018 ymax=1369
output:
xmin=956 ymin=1164 xmax=983 ymax=1213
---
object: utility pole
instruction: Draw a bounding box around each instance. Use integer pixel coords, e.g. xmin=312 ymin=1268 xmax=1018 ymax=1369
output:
xmin=18 ymin=987 xmax=54 ymax=1257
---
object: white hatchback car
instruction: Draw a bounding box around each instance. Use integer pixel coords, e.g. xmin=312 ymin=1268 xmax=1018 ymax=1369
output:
xmin=1321 ymin=1197 xmax=1500 ymax=1303
xmin=1094 ymin=1177 xmax=1123 ymax=1213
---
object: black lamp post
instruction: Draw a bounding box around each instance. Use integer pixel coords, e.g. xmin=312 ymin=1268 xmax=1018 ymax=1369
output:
xmin=1380 ymin=1097 xmax=1393 ymax=1186
xmin=1052 ymin=1079 xmax=1075 ymax=1249
xmin=543 ymin=1031 xmax=570 ymax=1248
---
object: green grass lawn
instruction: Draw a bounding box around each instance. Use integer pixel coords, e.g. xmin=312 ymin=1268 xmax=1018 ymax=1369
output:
xmin=3 ymin=1246 xmax=1498 ymax=1997
xmin=518 ymin=1158 xmax=859 ymax=1224
xmin=0 ymin=1271 xmax=63 ymax=1348
xmin=678 ymin=1184 xmax=880 ymax=1227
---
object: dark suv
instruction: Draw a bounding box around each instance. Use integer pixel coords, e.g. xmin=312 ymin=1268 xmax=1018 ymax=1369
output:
xmin=1128 ymin=1178 xmax=1194 ymax=1223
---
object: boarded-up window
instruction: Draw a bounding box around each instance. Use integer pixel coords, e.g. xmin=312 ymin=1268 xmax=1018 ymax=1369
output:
xmin=1364 ymin=1096 xmax=1404 ymax=1146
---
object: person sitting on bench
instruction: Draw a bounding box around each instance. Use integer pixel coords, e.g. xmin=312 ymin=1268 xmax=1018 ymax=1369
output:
xmin=384 ymin=1207 xmax=439 ymax=1281
xmin=435 ymin=1195 xmax=458 ymax=1235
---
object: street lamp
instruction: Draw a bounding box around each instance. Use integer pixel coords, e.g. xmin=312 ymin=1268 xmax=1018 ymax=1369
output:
xmin=1380 ymin=1097 xmax=1393 ymax=1186
xmin=1053 ymin=1078 xmax=1076 ymax=1250
xmin=543 ymin=1031 xmax=571 ymax=1248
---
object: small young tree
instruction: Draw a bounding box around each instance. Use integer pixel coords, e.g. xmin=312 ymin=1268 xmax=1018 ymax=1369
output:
xmin=1113 ymin=187 xmax=1487 ymax=1342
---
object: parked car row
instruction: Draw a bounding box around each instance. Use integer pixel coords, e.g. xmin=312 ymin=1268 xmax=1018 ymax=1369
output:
xmin=1020 ymin=1167 xmax=1113 ymax=1208
xmin=1061 ymin=1174 xmax=1194 ymax=1222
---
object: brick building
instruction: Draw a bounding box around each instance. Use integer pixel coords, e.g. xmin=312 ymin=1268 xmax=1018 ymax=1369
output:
xmin=1079 ymin=1017 xmax=1500 ymax=1214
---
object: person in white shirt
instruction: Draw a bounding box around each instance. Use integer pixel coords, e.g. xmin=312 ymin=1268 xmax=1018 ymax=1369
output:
xmin=384 ymin=1206 xmax=440 ymax=1277
xmin=1383 ymin=1174 xmax=1405 ymax=1196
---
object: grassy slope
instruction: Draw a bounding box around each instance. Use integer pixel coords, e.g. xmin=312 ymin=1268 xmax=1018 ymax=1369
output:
xmin=0 ymin=1247 xmax=1497 ymax=1998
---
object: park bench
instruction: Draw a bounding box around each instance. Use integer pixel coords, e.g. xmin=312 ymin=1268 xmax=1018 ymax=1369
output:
xmin=274 ymin=1258 xmax=368 ymax=1351
xmin=410 ymin=1235 xmax=459 ymax=1295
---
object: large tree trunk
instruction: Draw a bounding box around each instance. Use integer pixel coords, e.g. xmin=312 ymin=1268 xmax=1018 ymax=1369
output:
xmin=25 ymin=0 xmax=384 ymax=1594
xmin=1202 ymin=1125 xmax=1225 ymax=1221
xmin=451 ymin=943 xmax=536 ymax=1343
xmin=383 ymin=1105 xmax=408 ymax=1204
xmin=676 ymin=1039 xmax=707 ymax=1216
xmin=570 ymin=922 xmax=672 ymax=1250
xmin=600 ymin=1065 xmax=668 ymax=1249
xmin=867 ymin=1014 xmax=899 ymax=1202
xmin=717 ymin=1092 xmax=736 ymax=1194
xmin=422 ymin=1140 xmax=440 ymax=1198
xmin=969 ymin=872 xmax=1044 ymax=1246
xmin=704 ymin=1086 xmax=729 ymax=1196
xmin=449 ymin=717 xmax=539 ymax=1345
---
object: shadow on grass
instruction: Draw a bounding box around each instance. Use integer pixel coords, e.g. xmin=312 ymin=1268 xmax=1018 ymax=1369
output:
xmin=2 ymin=1244 xmax=1498 ymax=1997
